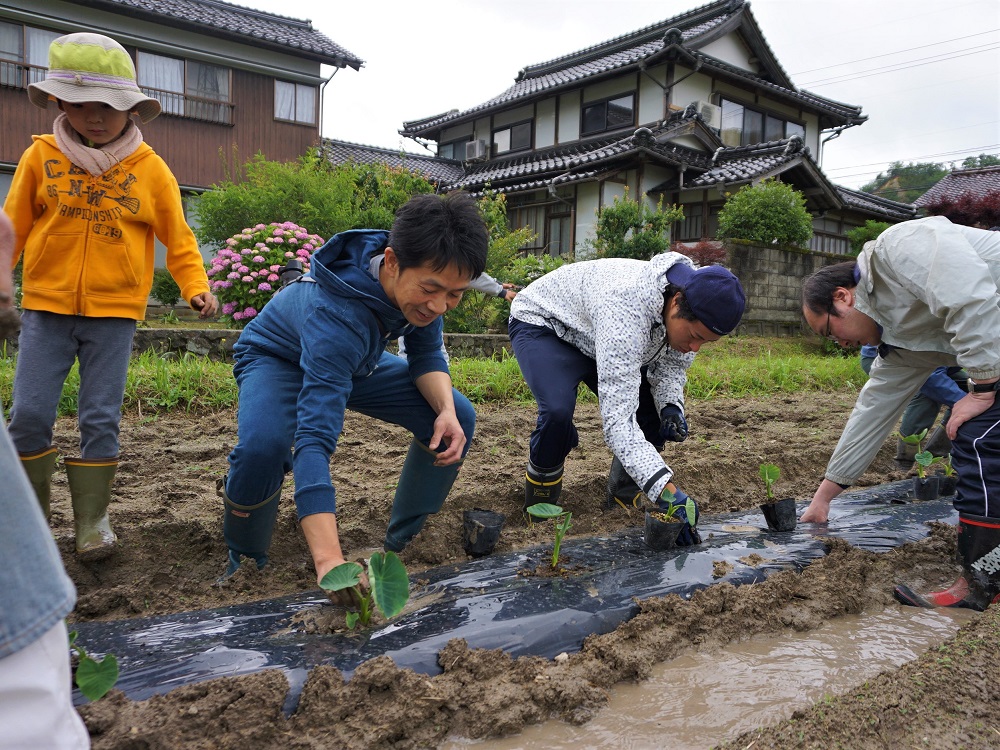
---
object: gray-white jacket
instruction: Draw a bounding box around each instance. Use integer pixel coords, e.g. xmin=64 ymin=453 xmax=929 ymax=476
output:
xmin=826 ymin=216 xmax=1000 ymax=486
xmin=511 ymin=252 xmax=696 ymax=499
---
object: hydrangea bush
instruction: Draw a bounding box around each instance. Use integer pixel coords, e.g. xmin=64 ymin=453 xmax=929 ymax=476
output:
xmin=207 ymin=222 xmax=324 ymax=326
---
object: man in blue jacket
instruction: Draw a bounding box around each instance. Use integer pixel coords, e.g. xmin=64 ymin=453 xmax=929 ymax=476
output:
xmin=217 ymin=192 xmax=488 ymax=588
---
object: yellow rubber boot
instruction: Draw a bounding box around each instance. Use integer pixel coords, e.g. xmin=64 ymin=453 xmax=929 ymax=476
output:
xmin=65 ymin=458 xmax=118 ymax=560
xmin=19 ymin=447 xmax=60 ymax=520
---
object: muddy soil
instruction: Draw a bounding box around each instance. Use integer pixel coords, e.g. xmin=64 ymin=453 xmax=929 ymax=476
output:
xmin=42 ymin=391 xmax=997 ymax=749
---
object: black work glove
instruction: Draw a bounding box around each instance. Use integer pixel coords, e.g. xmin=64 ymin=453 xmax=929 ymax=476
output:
xmin=659 ymin=404 xmax=688 ymax=443
xmin=656 ymin=486 xmax=702 ymax=545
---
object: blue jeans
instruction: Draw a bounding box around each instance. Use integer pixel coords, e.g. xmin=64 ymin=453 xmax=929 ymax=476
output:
xmin=509 ymin=318 xmax=661 ymax=470
xmin=226 ymin=350 xmax=475 ymax=519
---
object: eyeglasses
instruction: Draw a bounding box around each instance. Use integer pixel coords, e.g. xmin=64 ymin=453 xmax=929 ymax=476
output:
xmin=821 ymin=311 xmax=838 ymax=342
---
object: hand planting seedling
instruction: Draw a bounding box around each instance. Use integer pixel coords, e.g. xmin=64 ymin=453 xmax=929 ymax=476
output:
xmin=69 ymin=630 xmax=119 ymax=701
xmin=654 ymin=489 xmax=697 ymax=526
xmin=526 ymin=502 xmax=572 ymax=569
xmin=319 ymin=551 xmax=409 ymax=630
xmin=759 ymin=462 xmax=780 ymax=500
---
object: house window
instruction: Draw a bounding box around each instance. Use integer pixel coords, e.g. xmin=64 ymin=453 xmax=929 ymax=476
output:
xmin=581 ymin=93 xmax=635 ymax=136
xmin=137 ymin=51 xmax=232 ymax=124
xmin=677 ymin=203 xmax=703 ymax=241
xmin=275 ymin=80 xmax=317 ymax=125
xmin=507 ymin=201 xmax=573 ymax=256
xmin=437 ymin=138 xmax=471 ymax=160
xmin=720 ymin=98 xmax=804 ymax=147
xmin=0 ymin=23 xmax=60 ymax=89
xmin=493 ymin=120 xmax=531 ymax=155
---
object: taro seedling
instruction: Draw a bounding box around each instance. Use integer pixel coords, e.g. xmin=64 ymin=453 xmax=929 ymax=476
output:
xmin=319 ymin=551 xmax=410 ymax=630
xmin=759 ymin=463 xmax=780 ymax=501
xmin=899 ymin=428 xmax=929 ymax=453
xmin=914 ymin=450 xmax=940 ymax=479
xmin=941 ymin=454 xmax=956 ymax=477
xmin=69 ymin=630 xmax=119 ymax=701
xmin=655 ymin=489 xmax=697 ymax=526
xmin=526 ymin=502 xmax=572 ymax=569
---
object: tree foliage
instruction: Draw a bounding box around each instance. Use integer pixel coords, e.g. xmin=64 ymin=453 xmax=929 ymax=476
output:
xmin=191 ymin=149 xmax=434 ymax=248
xmin=960 ymin=154 xmax=1000 ymax=169
xmin=922 ymin=192 xmax=1000 ymax=229
xmin=860 ymin=161 xmax=949 ymax=204
xmin=716 ymin=178 xmax=813 ymax=247
xmin=846 ymin=220 xmax=891 ymax=255
xmin=589 ymin=190 xmax=684 ymax=260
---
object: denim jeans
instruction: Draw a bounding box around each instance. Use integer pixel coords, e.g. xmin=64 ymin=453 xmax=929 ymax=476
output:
xmin=226 ymin=349 xmax=476 ymax=519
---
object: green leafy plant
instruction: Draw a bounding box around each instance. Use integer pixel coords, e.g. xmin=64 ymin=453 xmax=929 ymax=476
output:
xmin=941 ymin=453 xmax=956 ymax=478
xmin=69 ymin=630 xmax=119 ymax=701
xmin=716 ymin=178 xmax=813 ymax=247
xmin=914 ymin=450 xmax=940 ymax=479
xmin=846 ymin=220 xmax=890 ymax=256
xmin=150 ymin=268 xmax=182 ymax=307
xmin=759 ymin=463 xmax=781 ymax=501
xmin=526 ymin=502 xmax=573 ymax=568
xmin=587 ymin=189 xmax=684 ymax=260
xmin=206 ymin=222 xmax=324 ymax=326
xmin=319 ymin=551 xmax=410 ymax=629
xmin=656 ymin=489 xmax=697 ymax=526
xmin=899 ymin=428 xmax=929 ymax=451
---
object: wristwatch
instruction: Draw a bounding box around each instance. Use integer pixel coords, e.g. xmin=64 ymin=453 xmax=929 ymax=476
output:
xmin=966 ymin=378 xmax=1000 ymax=393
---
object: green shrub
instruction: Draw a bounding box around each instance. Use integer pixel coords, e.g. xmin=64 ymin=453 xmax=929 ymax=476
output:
xmin=587 ymin=190 xmax=684 ymax=260
xmin=716 ymin=179 xmax=813 ymax=247
xmin=150 ymin=269 xmax=182 ymax=307
xmin=846 ymin=220 xmax=890 ymax=255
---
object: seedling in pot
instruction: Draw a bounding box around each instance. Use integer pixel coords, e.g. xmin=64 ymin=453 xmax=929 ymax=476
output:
xmin=913 ymin=450 xmax=940 ymax=479
xmin=319 ymin=551 xmax=410 ymax=630
xmin=759 ymin=463 xmax=780 ymax=501
xmin=69 ymin=630 xmax=119 ymax=701
xmin=652 ymin=489 xmax=696 ymax=526
xmin=526 ymin=502 xmax=572 ymax=569
xmin=941 ymin=453 xmax=956 ymax=478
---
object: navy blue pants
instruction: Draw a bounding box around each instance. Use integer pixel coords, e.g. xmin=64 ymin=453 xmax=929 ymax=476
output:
xmin=952 ymin=395 xmax=1000 ymax=518
xmin=509 ymin=318 xmax=661 ymax=470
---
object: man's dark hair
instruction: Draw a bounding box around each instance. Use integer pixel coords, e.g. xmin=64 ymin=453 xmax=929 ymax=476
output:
xmin=389 ymin=192 xmax=488 ymax=280
xmin=801 ymin=261 xmax=858 ymax=315
xmin=663 ymin=284 xmax=698 ymax=321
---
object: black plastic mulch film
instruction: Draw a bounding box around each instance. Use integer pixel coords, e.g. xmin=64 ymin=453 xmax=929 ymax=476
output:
xmin=72 ymin=480 xmax=956 ymax=710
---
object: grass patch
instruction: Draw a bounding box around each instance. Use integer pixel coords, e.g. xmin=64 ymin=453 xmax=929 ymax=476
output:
xmin=0 ymin=336 xmax=862 ymax=417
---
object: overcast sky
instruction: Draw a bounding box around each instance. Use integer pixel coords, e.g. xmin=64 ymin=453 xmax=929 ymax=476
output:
xmin=239 ymin=0 xmax=999 ymax=192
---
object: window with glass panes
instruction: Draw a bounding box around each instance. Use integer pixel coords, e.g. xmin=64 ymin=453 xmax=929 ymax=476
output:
xmin=581 ymin=93 xmax=635 ymax=136
xmin=136 ymin=52 xmax=231 ymax=124
xmin=0 ymin=23 xmax=60 ymax=88
xmin=493 ymin=120 xmax=531 ymax=155
xmin=275 ymin=80 xmax=317 ymax=125
xmin=720 ymin=98 xmax=804 ymax=147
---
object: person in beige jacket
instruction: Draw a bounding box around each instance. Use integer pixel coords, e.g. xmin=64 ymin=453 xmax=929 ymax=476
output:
xmin=799 ymin=216 xmax=1000 ymax=611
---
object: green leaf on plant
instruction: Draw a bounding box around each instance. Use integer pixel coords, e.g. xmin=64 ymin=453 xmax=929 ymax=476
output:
xmin=75 ymin=652 xmax=119 ymax=702
xmin=900 ymin=429 xmax=928 ymax=446
xmin=345 ymin=612 xmax=360 ymax=630
xmin=682 ymin=497 xmax=697 ymax=527
xmin=368 ymin=551 xmax=410 ymax=620
xmin=319 ymin=561 xmax=364 ymax=592
xmin=759 ymin=463 xmax=780 ymax=484
xmin=526 ymin=503 xmax=565 ymax=520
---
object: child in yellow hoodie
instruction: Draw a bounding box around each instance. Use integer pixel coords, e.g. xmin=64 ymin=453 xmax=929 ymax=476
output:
xmin=3 ymin=32 xmax=218 ymax=559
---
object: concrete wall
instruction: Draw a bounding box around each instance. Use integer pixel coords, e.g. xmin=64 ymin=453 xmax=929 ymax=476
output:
xmin=725 ymin=240 xmax=853 ymax=337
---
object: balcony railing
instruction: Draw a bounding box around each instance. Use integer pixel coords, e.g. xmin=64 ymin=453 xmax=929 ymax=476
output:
xmin=140 ymin=86 xmax=234 ymax=126
xmin=0 ymin=59 xmax=45 ymax=90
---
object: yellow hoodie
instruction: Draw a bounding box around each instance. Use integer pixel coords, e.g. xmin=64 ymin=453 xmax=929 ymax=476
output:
xmin=4 ymin=134 xmax=210 ymax=320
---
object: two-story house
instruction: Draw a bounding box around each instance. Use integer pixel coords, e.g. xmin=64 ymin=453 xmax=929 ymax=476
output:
xmin=366 ymin=0 xmax=911 ymax=256
xmin=1 ymin=0 xmax=361 ymax=261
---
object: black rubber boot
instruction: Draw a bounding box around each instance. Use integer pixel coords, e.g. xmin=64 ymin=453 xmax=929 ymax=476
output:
xmin=894 ymin=513 xmax=1000 ymax=611
xmin=218 ymin=477 xmax=281 ymax=582
xmin=893 ymin=437 xmax=918 ymax=472
xmin=524 ymin=461 xmax=563 ymax=509
xmin=604 ymin=456 xmax=644 ymax=511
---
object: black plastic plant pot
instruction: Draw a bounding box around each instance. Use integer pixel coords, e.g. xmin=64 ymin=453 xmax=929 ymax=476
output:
xmin=913 ymin=476 xmax=940 ymax=501
xmin=760 ymin=497 xmax=797 ymax=532
xmin=462 ymin=508 xmax=506 ymax=557
xmin=938 ymin=475 xmax=957 ymax=497
xmin=644 ymin=511 xmax=683 ymax=550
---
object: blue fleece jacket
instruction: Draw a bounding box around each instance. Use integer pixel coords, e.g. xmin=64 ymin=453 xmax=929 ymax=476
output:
xmin=232 ymin=229 xmax=449 ymax=514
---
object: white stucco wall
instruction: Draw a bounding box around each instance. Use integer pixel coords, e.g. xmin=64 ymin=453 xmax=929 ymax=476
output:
xmin=558 ymin=90 xmax=581 ymax=143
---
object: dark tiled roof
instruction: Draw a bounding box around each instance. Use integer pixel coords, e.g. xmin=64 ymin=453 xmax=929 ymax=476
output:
xmin=320 ymin=139 xmax=465 ymax=185
xmin=914 ymin=166 xmax=1000 ymax=207
xmin=686 ymin=137 xmax=811 ymax=187
xmin=74 ymin=0 xmax=363 ymax=69
xmin=837 ymin=186 xmax=917 ymax=222
xmin=401 ymin=0 xmax=862 ymax=136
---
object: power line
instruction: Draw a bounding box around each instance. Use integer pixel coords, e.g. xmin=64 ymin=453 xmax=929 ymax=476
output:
xmin=824 ymin=145 xmax=1000 ymax=174
xmin=800 ymin=43 xmax=1000 ymax=88
xmin=790 ymin=29 xmax=1000 ymax=75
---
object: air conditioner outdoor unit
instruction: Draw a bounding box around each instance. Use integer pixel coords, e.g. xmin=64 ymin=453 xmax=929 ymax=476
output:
xmin=464 ymin=139 xmax=489 ymax=161
xmin=692 ymin=100 xmax=722 ymax=130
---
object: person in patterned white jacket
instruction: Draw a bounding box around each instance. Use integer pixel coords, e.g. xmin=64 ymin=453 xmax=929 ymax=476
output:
xmin=509 ymin=252 xmax=745 ymax=545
